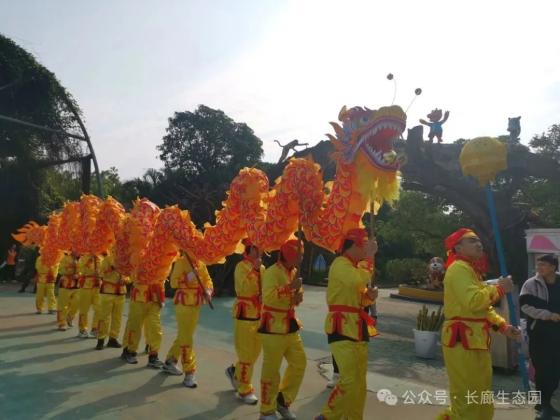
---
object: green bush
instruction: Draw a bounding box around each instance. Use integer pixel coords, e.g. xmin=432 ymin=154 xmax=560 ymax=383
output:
xmin=384 ymin=258 xmax=427 ymax=284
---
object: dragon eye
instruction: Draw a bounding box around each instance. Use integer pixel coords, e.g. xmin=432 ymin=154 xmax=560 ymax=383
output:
xmin=360 ymin=116 xmax=369 ymax=124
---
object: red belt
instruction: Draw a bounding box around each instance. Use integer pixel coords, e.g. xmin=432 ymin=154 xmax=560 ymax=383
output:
xmin=235 ymin=295 xmax=261 ymax=318
xmin=132 ymin=284 xmax=164 ymax=303
xmin=261 ymin=305 xmax=295 ymax=332
xmin=174 ymin=287 xmax=203 ymax=305
xmin=446 ymin=317 xmax=490 ymax=349
xmin=328 ymin=305 xmax=376 ymax=340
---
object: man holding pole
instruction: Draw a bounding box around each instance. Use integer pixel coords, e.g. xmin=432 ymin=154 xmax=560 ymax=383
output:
xmin=315 ymin=228 xmax=378 ymax=420
xmin=258 ymin=239 xmax=306 ymax=420
xmin=225 ymin=238 xmax=265 ymax=405
xmin=437 ymin=228 xmax=521 ymax=420
xmin=162 ymin=251 xmax=213 ymax=388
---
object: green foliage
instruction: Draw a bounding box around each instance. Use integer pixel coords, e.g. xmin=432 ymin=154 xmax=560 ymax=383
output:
xmin=530 ymin=124 xmax=560 ymax=162
xmin=416 ymin=305 xmax=444 ymax=331
xmin=384 ymin=258 xmax=427 ymax=284
xmin=158 ymin=105 xmax=263 ymax=184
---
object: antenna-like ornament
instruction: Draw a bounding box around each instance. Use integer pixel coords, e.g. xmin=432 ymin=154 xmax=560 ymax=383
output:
xmin=406 ymin=88 xmax=422 ymax=113
xmin=387 ymin=73 xmax=397 ymax=105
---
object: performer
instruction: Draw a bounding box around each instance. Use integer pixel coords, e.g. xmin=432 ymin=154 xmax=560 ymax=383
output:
xmin=35 ymin=254 xmax=59 ymax=314
xmin=56 ymin=252 xmax=80 ymax=330
xmin=162 ymin=251 xmax=213 ymax=388
xmin=437 ymin=228 xmax=520 ymax=420
xmin=316 ymin=228 xmax=378 ymax=420
xmin=77 ymin=253 xmax=101 ymax=338
xmin=225 ymin=239 xmax=265 ymax=405
xmin=96 ymin=252 xmax=128 ymax=350
xmin=120 ymin=273 xmax=166 ymax=368
xmin=258 ymin=239 xmax=306 ymax=420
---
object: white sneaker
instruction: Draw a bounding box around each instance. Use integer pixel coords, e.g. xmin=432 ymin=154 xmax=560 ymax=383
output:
xmin=88 ymin=330 xmax=98 ymax=339
xmin=326 ymin=373 xmax=339 ymax=389
xmin=276 ymin=404 xmax=296 ymax=420
xmin=183 ymin=373 xmax=198 ymax=388
xmin=162 ymin=360 xmax=183 ymax=376
xmin=236 ymin=391 xmax=258 ymax=405
xmin=78 ymin=330 xmax=89 ymax=339
xmin=259 ymin=414 xmax=278 ymax=420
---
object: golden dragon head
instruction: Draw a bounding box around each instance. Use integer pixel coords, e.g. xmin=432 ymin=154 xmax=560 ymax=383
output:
xmin=329 ymin=105 xmax=406 ymax=172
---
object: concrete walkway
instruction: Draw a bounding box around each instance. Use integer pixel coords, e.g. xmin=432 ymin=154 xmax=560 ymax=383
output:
xmin=0 ymin=284 xmax=534 ymax=419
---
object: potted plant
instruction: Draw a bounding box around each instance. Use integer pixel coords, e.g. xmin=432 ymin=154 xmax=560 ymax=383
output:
xmin=413 ymin=305 xmax=445 ymax=359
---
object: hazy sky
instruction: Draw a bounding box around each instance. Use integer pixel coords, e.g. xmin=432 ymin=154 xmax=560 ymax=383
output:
xmin=2 ymin=0 xmax=559 ymax=179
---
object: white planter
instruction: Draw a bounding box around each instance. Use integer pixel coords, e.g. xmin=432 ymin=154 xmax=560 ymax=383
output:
xmin=413 ymin=329 xmax=440 ymax=359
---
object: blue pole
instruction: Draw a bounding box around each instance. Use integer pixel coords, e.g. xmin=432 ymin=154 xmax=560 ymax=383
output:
xmin=484 ymin=185 xmax=530 ymax=391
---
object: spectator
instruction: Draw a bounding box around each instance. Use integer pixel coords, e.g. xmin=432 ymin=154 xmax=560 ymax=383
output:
xmin=520 ymin=254 xmax=560 ymax=420
xmin=1 ymin=244 xmax=17 ymax=283
xmin=17 ymin=245 xmax=38 ymax=293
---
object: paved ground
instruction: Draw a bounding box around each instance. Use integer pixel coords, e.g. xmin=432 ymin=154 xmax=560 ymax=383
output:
xmin=0 ymin=283 xmax=536 ymax=419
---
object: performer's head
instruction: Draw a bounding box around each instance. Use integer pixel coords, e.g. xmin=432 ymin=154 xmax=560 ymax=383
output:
xmin=536 ymin=254 xmax=559 ymax=277
xmin=279 ymin=239 xmax=302 ymax=269
xmin=339 ymin=228 xmax=376 ymax=261
xmin=242 ymin=238 xmax=259 ymax=260
xmin=445 ymin=228 xmax=483 ymax=260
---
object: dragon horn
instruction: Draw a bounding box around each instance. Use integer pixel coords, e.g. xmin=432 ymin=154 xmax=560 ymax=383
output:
xmin=338 ymin=105 xmax=348 ymax=122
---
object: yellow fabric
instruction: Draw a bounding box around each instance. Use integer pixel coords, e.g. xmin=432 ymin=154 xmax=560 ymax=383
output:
xmin=57 ymin=288 xmax=79 ymax=327
xmin=97 ymin=294 xmax=125 ymax=340
xmin=124 ymin=300 xmax=162 ymax=354
xmin=321 ymin=340 xmax=368 ymax=420
xmin=36 ymin=283 xmax=56 ymax=311
xmin=166 ymin=304 xmax=200 ymax=373
xmin=234 ymin=319 xmax=262 ymax=395
xmin=260 ymin=262 xmax=302 ymax=334
xmin=78 ymin=288 xmax=100 ymax=331
xmin=99 ymin=255 xmax=127 ymax=295
xmin=78 ymin=254 xmax=100 ymax=288
xmin=122 ymin=316 xmax=151 ymax=350
xmin=169 ymin=256 xmax=213 ymax=306
xmin=437 ymin=346 xmax=494 ymax=420
xmin=259 ymin=332 xmax=306 ymax=415
xmin=35 ymin=256 xmax=59 ymax=283
xmin=232 ymin=259 xmax=264 ymax=319
xmin=58 ymin=254 xmax=78 ymax=289
xmin=324 ymin=256 xmax=376 ymax=340
xmin=441 ymin=260 xmax=505 ymax=350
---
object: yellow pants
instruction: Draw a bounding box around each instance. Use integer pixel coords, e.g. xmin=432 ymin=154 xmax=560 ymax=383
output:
xmin=321 ymin=340 xmax=368 ymax=420
xmin=78 ymin=288 xmax=100 ymax=332
xmin=437 ymin=345 xmax=493 ymax=420
xmin=234 ymin=319 xmax=262 ymax=395
xmin=124 ymin=300 xmax=162 ymax=354
xmin=166 ymin=304 xmax=201 ymax=373
xmin=123 ymin=317 xmax=150 ymax=350
xmin=36 ymin=283 xmax=57 ymax=312
xmin=97 ymin=293 xmax=125 ymax=340
xmin=57 ymin=288 xmax=79 ymax=327
xmin=260 ymin=332 xmax=307 ymax=415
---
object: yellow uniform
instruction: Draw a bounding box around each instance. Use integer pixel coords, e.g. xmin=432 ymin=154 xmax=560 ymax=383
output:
xmin=35 ymin=256 xmax=59 ymax=313
xmin=232 ymin=258 xmax=265 ymax=396
xmin=438 ymin=260 xmax=506 ymax=420
xmin=258 ymin=262 xmax=306 ymax=415
xmin=97 ymin=255 xmax=128 ymax=341
xmin=165 ymin=256 xmax=213 ymax=373
xmin=77 ymin=254 xmax=101 ymax=333
xmin=320 ymin=255 xmax=376 ymax=420
xmin=123 ymin=280 xmax=164 ymax=356
xmin=56 ymin=254 xmax=79 ymax=328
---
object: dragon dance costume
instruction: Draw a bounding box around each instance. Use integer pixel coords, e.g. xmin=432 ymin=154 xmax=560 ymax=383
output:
xmin=77 ymin=254 xmax=101 ymax=335
xmin=56 ymin=253 xmax=79 ymax=329
xmin=35 ymin=255 xmax=59 ymax=313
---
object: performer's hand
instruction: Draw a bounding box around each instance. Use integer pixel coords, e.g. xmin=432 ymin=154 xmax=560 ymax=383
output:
xmin=252 ymin=257 xmax=262 ymax=270
xmin=365 ymin=238 xmax=378 ymax=259
xmin=294 ymin=290 xmax=304 ymax=305
xmin=366 ymin=286 xmax=378 ymax=301
xmin=550 ymin=313 xmax=560 ymax=322
xmin=187 ymin=272 xmax=196 ymax=282
xmin=503 ymin=325 xmax=521 ymax=341
xmin=205 ymin=288 xmax=213 ymax=302
xmin=291 ymin=277 xmax=303 ymax=290
xmin=497 ymin=276 xmax=514 ymax=293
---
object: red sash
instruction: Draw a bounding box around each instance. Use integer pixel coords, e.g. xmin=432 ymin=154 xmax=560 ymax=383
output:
xmin=328 ymin=305 xmax=376 ymax=340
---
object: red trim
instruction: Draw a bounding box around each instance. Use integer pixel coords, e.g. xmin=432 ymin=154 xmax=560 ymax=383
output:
xmin=328 ymin=304 xmax=376 ymax=340
xmin=261 ymin=305 xmax=295 ymax=333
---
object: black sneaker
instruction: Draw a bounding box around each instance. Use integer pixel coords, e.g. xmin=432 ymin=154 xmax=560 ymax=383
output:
xmin=107 ymin=337 xmax=122 ymax=348
xmin=147 ymin=355 xmax=164 ymax=369
xmin=225 ymin=365 xmax=237 ymax=390
xmin=144 ymin=344 xmax=150 ymax=354
xmin=95 ymin=339 xmax=105 ymax=350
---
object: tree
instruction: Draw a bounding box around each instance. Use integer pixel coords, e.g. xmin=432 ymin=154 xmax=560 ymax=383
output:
xmin=158 ymin=105 xmax=263 ymax=184
xmin=0 ymin=34 xmax=86 ymax=252
xmin=530 ymin=124 xmax=560 ymax=162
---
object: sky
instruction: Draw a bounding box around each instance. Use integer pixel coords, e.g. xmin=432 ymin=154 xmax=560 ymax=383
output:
xmin=1 ymin=0 xmax=560 ymax=180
